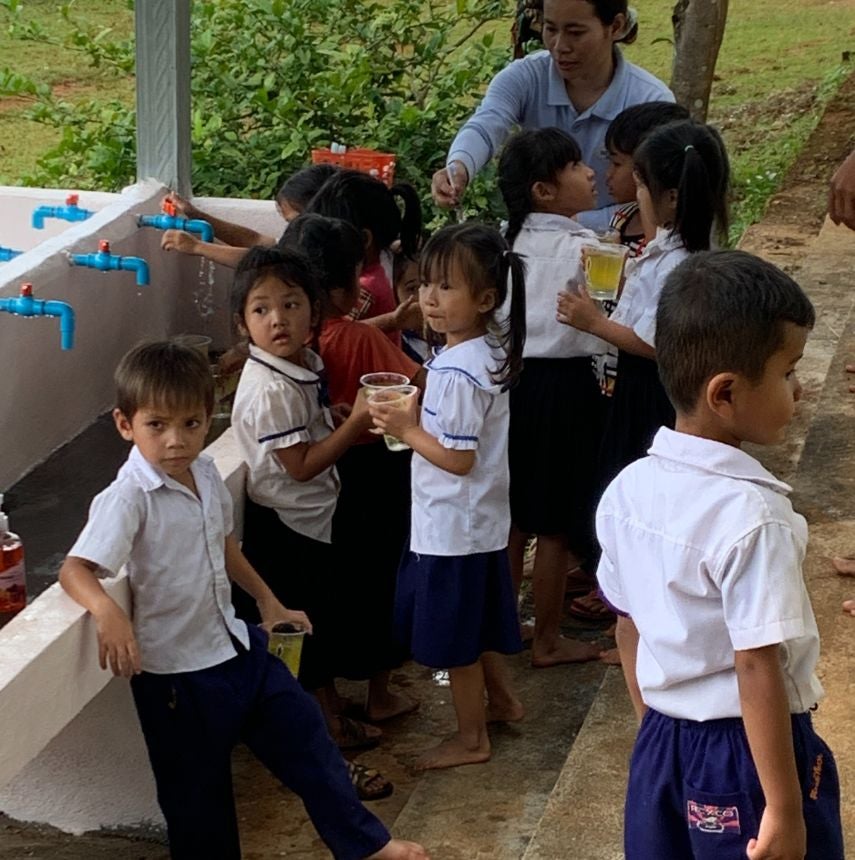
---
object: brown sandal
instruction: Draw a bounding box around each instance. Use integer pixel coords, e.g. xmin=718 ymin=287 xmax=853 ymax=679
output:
xmin=334 ymin=715 xmax=382 ymax=751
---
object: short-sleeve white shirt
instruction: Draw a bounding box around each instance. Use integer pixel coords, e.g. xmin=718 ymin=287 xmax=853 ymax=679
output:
xmin=411 ymin=336 xmax=510 ymax=556
xmin=503 ymin=212 xmax=609 ymax=359
xmin=596 ymin=427 xmax=823 ymax=720
xmin=232 ymin=344 xmax=339 ymax=543
xmin=69 ymin=447 xmax=249 ymax=674
xmin=610 ymin=227 xmax=688 ymax=347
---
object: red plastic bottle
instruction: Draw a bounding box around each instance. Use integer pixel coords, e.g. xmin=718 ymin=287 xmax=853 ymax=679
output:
xmin=0 ymin=494 xmax=26 ymax=616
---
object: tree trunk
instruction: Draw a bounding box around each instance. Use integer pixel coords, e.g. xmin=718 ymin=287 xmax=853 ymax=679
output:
xmin=671 ymin=0 xmax=729 ymax=121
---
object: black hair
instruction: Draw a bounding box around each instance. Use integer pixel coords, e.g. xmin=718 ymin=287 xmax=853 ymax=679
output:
xmin=231 ymin=246 xmax=319 ymax=329
xmin=633 ymin=119 xmax=730 ymax=252
xmin=544 ymin=0 xmax=638 ymax=43
xmin=420 ymin=223 xmax=526 ymax=390
xmin=498 ymin=127 xmax=583 ymax=247
xmin=656 ymin=250 xmax=815 ymax=413
xmin=115 ymin=340 xmax=214 ymax=419
xmin=605 ymin=101 xmax=691 ymax=155
xmin=275 ymin=163 xmax=339 ymax=213
xmin=306 ymin=169 xmax=423 ymax=257
xmin=278 ymin=213 xmax=365 ymax=300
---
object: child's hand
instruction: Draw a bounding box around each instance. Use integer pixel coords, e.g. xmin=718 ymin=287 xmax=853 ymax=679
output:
xmin=163 ymin=191 xmax=198 ymax=219
xmin=393 ymin=295 xmax=423 ymax=331
xmin=369 ymin=389 xmax=419 ymax=439
xmin=746 ymin=806 xmax=806 ymax=860
xmin=556 ymin=282 xmax=603 ymax=332
xmin=258 ymin=598 xmax=313 ymax=636
xmin=93 ymin=603 xmax=141 ymax=678
xmin=329 ymin=402 xmax=352 ymax=428
xmin=347 ymin=388 xmax=374 ymax=432
xmin=842 ymin=598 xmax=855 ymax=617
xmin=161 ymin=229 xmax=200 ymax=255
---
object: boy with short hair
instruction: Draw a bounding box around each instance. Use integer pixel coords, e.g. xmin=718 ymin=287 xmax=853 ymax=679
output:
xmin=597 ymin=250 xmax=843 ymax=860
xmin=59 ymin=340 xmax=428 ymax=860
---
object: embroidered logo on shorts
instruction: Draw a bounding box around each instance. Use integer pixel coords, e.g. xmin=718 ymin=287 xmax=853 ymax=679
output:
xmin=687 ymin=800 xmax=741 ymax=835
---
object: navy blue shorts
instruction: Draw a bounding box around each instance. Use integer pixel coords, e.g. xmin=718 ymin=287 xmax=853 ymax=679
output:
xmin=625 ymin=709 xmax=843 ymax=860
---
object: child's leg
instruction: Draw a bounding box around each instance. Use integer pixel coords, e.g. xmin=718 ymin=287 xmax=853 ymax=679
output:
xmin=366 ymin=670 xmax=419 ymax=722
xmin=508 ymin=524 xmax=529 ymax=596
xmin=481 ymin=651 xmax=524 ymax=723
xmin=416 ymin=661 xmax=491 ymax=771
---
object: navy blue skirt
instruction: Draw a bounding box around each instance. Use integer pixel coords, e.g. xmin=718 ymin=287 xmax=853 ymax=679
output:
xmin=395 ymin=548 xmax=523 ymax=669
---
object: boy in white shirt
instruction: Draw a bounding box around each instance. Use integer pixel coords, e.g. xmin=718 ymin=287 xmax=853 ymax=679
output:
xmin=59 ymin=341 xmax=428 ymax=860
xmin=597 ymin=251 xmax=843 ymax=860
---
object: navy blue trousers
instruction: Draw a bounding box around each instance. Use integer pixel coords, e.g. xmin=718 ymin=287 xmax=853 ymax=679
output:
xmin=130 ymin=626 xmax=389 ymax=860
xmin=626 ymin=709 xmax=843 ymax=860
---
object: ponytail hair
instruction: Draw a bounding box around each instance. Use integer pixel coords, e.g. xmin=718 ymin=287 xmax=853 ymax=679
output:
xmin=633 ymin=120 xmax=730 ymax=252
xmin=498 ymin=127 xmax=583 ymax=247
xmin=588 ymin=1 xmax=637 ymax=43
xmin=420 ymin=223 xmax=526 ymax=390
xmin=275 ymin=163 xmax=339 ymax=213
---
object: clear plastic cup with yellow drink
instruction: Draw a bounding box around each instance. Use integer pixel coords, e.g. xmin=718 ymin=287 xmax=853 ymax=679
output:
xmin=580 ymin=242 xmax=629 ymax=302
xmin=366 ymin=384 xmax=419 ymax=451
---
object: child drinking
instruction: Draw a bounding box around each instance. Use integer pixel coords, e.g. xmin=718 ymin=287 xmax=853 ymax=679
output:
xmin=497 ymin=126 xmax=604 ymax=667
xmin=369 ymin=223 xmax=525 ymax=770
xmin=59 ymin=340 xmax=429 ymax=860
xmin=600 ymin=250 xmax=842 ymax=859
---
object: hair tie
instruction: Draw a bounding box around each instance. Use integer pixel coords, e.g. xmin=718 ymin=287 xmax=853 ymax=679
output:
xmin=684 ymin=144 xmax=695 ymax=153
xmin=616 ymin=6 xmax=639 ymax=41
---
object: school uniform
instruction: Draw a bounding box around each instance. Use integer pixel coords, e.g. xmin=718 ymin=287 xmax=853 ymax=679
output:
xmin=70 ymin=447 xmax=389 ymax=860
xmin=599 ymin=227 xmax=686 ymax=484
xmin=231 ymin=343 xmax=341 ymax=689
xmin=504 ymin=212 xmax=607 ymax=554
xmin=596 ymin=428 xmax=842 ymax=860
xmin=397 ymin=336 xmax=522 ymax=668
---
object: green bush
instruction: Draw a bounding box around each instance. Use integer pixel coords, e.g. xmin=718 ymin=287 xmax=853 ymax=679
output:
xmin=1 ymin=0 xmax=512 ymax=224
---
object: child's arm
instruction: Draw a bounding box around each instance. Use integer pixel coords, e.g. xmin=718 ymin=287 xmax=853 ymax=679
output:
xmin=160 ymin=230 xmax=251 ymax=269
xmin=368 ymin=393 xmax=475 ymax=476
xmin=614 ymin=615 xmax=646 ymax=723
xmin=58 ymin=556 xmax=141 ymax=678
xmin=736 ymin=644 xmax=806 ymax=860
xmin=223 ymin=534 xmax=312 ymax=633
xmin=556 ymin=286 xmax=655 ymax=359
xmin=163 ymin=192 xmax=277 ymax=247
xmin=361 ymin=296 xmax=423 ymax=335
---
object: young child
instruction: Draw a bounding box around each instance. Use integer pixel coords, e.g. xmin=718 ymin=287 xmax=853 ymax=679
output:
xmin=58 ymin=340 xmax=428 ymax=860
xmin=497 ymin=127 xmax=604 ymax=667
xmin=598 ymin=250 xmax=843 ymax=860
xmin=228 ymin=246 xmax=381 ymax=751
xmin=393 ymin=250 xmax=429 ymax=364
xmin=307 ymin=169 xmax=423 ymax=345
xmin=557 ymin=119 xmax=730 ymax=486
xmin=369 ymin=223 xmax=525 ymax=770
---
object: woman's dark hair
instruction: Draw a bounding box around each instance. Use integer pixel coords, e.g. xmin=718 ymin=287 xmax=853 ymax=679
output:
xmin=278 ymin=213 xmax=364 ymax=299
xmin=420 ymin=223 xmax=526 ymax=390
xmin=231 ymin=246 xmax=319 ymax=328
xmin=544 ymin=0 xmax=637 ymax=42
xmin=306 ymin=169 xmax=423 ymax=257
xmin=498 ymin=127 xmax=583 ymax=246
xmin=633 ymin=120 xmax=730 ymax=252
xmin=275 ymin=164 xmax=339 ymax=213
xmin=604 ymin=101 xmax=691 ymax=156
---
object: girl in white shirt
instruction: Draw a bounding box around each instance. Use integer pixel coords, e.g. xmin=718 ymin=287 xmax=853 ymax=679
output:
xmin=369 ymin=223 xmax=526 ymax=771
xmin=557 ymin=119 xmax=730 ymax=484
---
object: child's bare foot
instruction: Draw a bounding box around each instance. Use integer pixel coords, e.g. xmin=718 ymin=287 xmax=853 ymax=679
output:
xmin=599 ymin=647 xmax=621 ymax=665
xmin=367 ymin=838 xmax=430 ymax=859
xmin=843 ymin=599 xmax=855 ymax=616
xmin=366 ymin=691 xmax=420 ymax=722
xmin=486 ymin=695 xmax=525 ymax=723
xmin=832 ymin=556 xmax=855 ymax=576
xmin=415 ymin=734 xmax=491 ymax=770
xmin=531 ymin=637 xmax=600 ymax=668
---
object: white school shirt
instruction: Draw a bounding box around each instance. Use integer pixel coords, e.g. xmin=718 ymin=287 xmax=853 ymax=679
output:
xmin=232 ymin=344 xmax=339 ymax=543
xmin=502 ymin=212 xmax=608 ymax=359
xmin=596 ymin=427 xmax=823 ymax=721
xmin=411 ymin=336 xmax=510 ymax=557
xmin=609 ymin=227 xmax=688 ymax=348
xmin=69 ymin=447 xmax=249 ymax=675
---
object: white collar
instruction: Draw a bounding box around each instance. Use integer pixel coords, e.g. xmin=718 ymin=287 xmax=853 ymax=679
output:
xmin=521 ymin=212 xmax=597 ymax=235
xmin=126 ymin=446 xmax=212 ymax=496
xmin=248 ymin=343 xmax=321 ymax=384
xmin=642 ymin=227 xmax=685 ymax=258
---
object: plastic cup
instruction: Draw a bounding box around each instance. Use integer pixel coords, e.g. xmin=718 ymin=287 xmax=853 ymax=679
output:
xmin=267 ymin=622 xmax=306 ymax=677
xmin=581 ymin=243 xmax=629 ymax=301
xmin=360 ymin=372 xmax=411 ymax=436
xmin=175 ymin=334 xmax=213 ymax=357
xmin=367 ymin=384 xmax=418 ymax=451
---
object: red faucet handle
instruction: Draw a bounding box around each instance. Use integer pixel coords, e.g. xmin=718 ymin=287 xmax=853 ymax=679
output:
xmin=20 ymin=283 xmax=33 ymax=297
xmin=98 ymin=239 xmax=111 ymax=253
xmin=162 ymin=200 xmax=177 ymax=217
xmin=66 ymin=194 xmax=79 ymax=206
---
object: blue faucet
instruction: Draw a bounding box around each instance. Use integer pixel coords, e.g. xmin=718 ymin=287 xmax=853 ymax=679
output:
xmin=0 ymin=246 xmax=23 ymax=261
xmin=0 ymin=283 xmax=75 ymax=350
xmin=68 ymin=240 xmax=150 ymax=287
xmin=138 ymin=200 xmax=214 ymax=243
xmin=32 ymin=194 xmax=94 ymax=230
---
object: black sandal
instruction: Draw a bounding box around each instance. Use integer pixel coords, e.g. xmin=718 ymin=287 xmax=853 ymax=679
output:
xmin=347 ymin=761 xmax=394 ymax=801
xmin=334 ymin=715 xmax=382 ymax=751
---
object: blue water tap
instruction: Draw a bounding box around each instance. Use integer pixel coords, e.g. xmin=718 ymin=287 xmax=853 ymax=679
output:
xmin=32 ymin=194 xmax=94 ymax=230
xmin=0 ymin=246 xmax=23 ymax=261
xmin=68 ymin=240 xmax=150 ymax=287
xmin=138 ymin=202 xmax=214 ymax=243
xmin=0 ymin=283 xmax=75 ymax=350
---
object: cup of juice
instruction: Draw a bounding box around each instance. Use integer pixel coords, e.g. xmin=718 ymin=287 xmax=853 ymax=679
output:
xmin=367 ymin=384 xmax=418 ymax=451
xmin=267 ymin=621 xmax=306 ymax=677
xmin=359 ymin=373 xmax=411 ymax=435
xmin=581 ymin=242 xmax=629 ymax=301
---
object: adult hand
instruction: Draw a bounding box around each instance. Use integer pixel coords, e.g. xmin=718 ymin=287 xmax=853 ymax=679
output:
xmin=161 ymin=229 xmax=200 ymax=255
xmin=431 ymin=161 xmax=469 ymax=208
xmin=829 ymin=148 xmax=855 ymax=230
xmin=163 ymin=191 xmax=198 ymax=219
